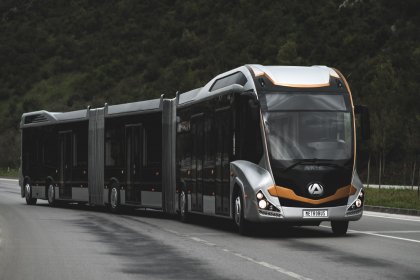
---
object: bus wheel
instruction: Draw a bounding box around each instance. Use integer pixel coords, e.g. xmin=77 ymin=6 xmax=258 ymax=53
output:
xmin=233 ymin=191 xmax=250 ymax=235
xmin=47 ymin=184 xmax=56 ymax=206
xmin=25 ymin=183 xmax=37 ymax=205
xmin=109 ymin=186 xmax=120 ymax=213
xmin=179 ymin=190 xmax=189 ymax=222
xmin=331 ymin=221 xmax=349 ymax=236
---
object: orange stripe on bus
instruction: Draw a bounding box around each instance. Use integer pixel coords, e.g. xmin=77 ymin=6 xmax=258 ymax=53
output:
xmin=267 ymin=184 xmax=357 ymax=205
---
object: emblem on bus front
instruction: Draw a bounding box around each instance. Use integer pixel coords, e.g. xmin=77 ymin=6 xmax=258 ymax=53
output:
xmin=308 ymin=183 xmax=324 ymax=197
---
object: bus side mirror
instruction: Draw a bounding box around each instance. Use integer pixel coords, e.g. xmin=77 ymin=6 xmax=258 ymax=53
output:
xmin=354 ymin=105 xmax=370 ymax=141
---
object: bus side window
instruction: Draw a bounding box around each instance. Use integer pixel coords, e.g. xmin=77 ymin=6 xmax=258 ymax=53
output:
xmin=105 ymin=127 xmax=124 ymax=167
xmin=43 ymin=127 xmax=58 ymax=167
xmin=239 ymin=96 xmax=263 ymax=163
xmin=25 ymin=128 xmax=38 ymax=165
xmin=75 ymin=129 xmax=88 ymax=168
xmin=143 ymin=126 xmax=162 ymax=168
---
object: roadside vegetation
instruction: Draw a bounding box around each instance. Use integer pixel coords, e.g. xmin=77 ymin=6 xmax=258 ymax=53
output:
xmin=0 ymin=168 xmax=18 ymax=179
xmin=365 ymin=188 xmax=420 ymax=211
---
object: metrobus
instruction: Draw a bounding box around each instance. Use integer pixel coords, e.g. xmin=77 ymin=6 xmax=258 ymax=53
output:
xmin=20 ymin=65 xmax=369 ymax=235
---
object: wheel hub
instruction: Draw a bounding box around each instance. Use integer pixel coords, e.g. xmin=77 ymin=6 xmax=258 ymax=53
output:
xmin=110 ymin=188 xmax=118 ymax=208
xmin=25 ymin=184 xmax=31 ymax=199
xmin=48 ymin=185 xmax=54 ymax=203
xmin=180 ymin=191 xmax=186 ymax=215
xmin=234 ymin=196 xmax=241 ymax=226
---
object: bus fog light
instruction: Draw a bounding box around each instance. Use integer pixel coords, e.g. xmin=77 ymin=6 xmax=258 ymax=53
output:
xmin=258 ymin=199 xmax=267 ymax=209
xmin=355 ymin=199 xmax=362 ymax=208
xmin=256 ymin=192 xmax=264 ymax=200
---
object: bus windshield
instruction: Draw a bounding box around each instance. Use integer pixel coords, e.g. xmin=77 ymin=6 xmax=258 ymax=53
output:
xmin=263 ymin=93 xmax=352 ymax=161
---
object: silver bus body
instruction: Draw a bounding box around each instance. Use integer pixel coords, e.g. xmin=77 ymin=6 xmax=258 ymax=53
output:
xmin=20 ymin=65 xmax=366 ymax=234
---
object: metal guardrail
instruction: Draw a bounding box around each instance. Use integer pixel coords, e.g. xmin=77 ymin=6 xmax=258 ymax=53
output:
xmin=364 ymin=184 xmax=417 ymax=189
xmin=364 ymin=205 xmax=420 ymax=216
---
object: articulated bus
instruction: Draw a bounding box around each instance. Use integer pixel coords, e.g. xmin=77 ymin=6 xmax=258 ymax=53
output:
xmin=20 ymin=65 xmax=369 ymax=235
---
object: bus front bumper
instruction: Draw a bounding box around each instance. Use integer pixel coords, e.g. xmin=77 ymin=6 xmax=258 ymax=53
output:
xmin=246 ymin=202 xmax=363 ymax=223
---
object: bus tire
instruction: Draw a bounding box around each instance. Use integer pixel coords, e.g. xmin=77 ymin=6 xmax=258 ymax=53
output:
xmin=109 ymin=186 xmax=121 ymax=213
xmin=25 ymin=183 xmax=37 ymax=205
xmin=331 ymin=221 xmax=349 ymax=236
xmin=233 ymin=191 xmax=250 ymax=235
xmin=47 ymin=183 xmax=56 ymax=206
xmin=179 ymin=190 xmax=189 ymax=222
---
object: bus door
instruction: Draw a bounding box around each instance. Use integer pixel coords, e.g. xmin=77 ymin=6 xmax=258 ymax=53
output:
xmin=215 ymin=108 xmax=231 ymax=216
xmin=126 ymin=124 xmax=143 ymax=203
xmin=59 ymin=131 xmax=73 ymax=199
xmin=191 ymin=114 xmax=204 ymax=212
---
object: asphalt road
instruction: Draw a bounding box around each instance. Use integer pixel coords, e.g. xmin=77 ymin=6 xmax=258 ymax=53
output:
xmin=1 ymin=178 xmax=419 ymax=280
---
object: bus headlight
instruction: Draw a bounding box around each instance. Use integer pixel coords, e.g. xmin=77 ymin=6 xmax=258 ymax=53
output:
xmin=256 ymin=190 xmax=282 ymax=217
xmin=355 ymin=190 xmax=365 ymax=208
xmin=347 ymin=190 xmax=365 ymax=213
xmin=258 ymin=199 xmax=267 ymax=209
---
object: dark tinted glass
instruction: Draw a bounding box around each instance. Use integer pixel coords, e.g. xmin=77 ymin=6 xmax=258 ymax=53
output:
xmin=265 ymin=111 xmax=352 ymax=160
xmin=266 ymin=93 xmax=347 ymax=111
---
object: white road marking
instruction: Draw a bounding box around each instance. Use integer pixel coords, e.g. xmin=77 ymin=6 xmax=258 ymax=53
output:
xmin=185 ymin=232 xmax=224 ymax=236
xmin=190 ymin=237 xmax=216 ymax=246
xmin=0 ymin=178 xmax=18 ymax=182
xmin=189 ymin=235 xmax=312 ymax=280
xmin=364 ymin=212 xmax=420 ymax=223
xmin=362 ymin=230 xmax=420 ymax=234
xmin=165 ymin=229 xmax=179 ymax=235
xmin=355 ymin=231 xmax=420 ymax=244
xmin=320 ymin=225 xmax=420 ymax=244
xmin=232 ymin=252 xmax=312 ymax=280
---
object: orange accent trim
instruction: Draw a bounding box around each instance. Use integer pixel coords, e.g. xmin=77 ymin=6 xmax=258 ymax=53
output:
xmin=252 ymin=68 xmax=265 ymax=77
xmin=267 ymin=185 xmax=357 ymax=205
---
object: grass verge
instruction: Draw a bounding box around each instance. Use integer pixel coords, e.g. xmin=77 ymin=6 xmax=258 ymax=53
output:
xmin=365 ymin=188 xmax=420 ymax=210
xmin=0 ymin=168 xmax=19 ymax=179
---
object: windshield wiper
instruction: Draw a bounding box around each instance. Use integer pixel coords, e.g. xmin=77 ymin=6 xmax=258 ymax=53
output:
xmin=282 ymin=158 xmax=347 ymax=173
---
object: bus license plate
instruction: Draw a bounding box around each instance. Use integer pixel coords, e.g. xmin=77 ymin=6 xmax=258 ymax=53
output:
xmin=303 ymin=209 xmax=328 ymax=218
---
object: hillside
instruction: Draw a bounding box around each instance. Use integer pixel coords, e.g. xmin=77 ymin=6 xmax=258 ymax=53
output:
xmin=0 ymin=0 xmax=419 ymax=184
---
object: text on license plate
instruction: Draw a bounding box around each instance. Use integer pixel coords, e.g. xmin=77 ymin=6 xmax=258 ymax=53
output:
xmin=303 ymin=209 xmax=328 ymax=218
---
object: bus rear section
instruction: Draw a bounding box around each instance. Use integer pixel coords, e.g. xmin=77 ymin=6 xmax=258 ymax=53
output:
xmin=20 ymin=110 xmax=89 ymax=205
xmin=19 ymin=98 xmax=178 ymax=214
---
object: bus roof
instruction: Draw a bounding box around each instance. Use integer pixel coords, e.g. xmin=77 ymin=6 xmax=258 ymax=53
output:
xmin=21 ymin=97 xmax=163 ymax=128
xmin=176 ymin=64 xmax=340 ymax=107
xmin=21 ymin=65 xmax=342 ymax=127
